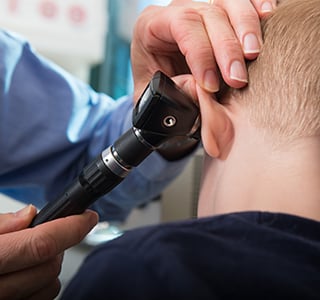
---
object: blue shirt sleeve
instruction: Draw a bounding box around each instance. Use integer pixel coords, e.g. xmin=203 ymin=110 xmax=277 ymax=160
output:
xmin=0 ymin=29 xmax=190 ymax=222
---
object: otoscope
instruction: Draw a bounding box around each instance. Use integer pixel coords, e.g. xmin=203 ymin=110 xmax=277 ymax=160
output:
xmin=30 ymin=71 xmax=200 ymax=227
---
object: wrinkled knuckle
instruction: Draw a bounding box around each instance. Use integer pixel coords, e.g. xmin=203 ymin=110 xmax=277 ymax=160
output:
xmin=220 ymin=37 xmax=242 ymax=56
xmin=177 ymin=32 xmax=196 ymax=56
xmin=237 ymin=11 xmax=260 ymax=27
xmin=135 ymin=5 xmax=158 ymax=33
xmin=171 ymin=8 xmax=202 ymax=52
xmin=202 ymin=5 xmax=227 ymax=19
xmin=172 ymin=7 xmax=202 ymax=30
xmin=185 ymin=44 xmax=213 ymax=64
xmin=31 ymin=233 xmax=58 ymax=261
xmin=180 ymin=7 xmax=202 ymax=21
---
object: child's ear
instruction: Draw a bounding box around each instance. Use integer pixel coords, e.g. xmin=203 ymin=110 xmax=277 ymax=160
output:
xmin=196 ymin=85 xmax=234 ymax=159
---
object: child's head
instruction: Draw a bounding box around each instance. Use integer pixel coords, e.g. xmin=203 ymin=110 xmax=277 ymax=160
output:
xmin=197 ymin=0 xmax=320 ymax=218
xmin=234 ymin=0 xmax=320 ymax=142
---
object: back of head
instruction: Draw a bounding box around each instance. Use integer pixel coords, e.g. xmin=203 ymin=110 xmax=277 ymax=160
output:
xmin=232 ymin=0 xmax=320 ymax=142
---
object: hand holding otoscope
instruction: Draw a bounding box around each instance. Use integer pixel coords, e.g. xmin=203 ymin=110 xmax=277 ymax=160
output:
xmin=30 ymin=71 xmax=200 ymax=227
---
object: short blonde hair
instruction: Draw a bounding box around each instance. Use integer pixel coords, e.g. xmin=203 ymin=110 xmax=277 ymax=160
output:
xmin=234 ymin=0 xmax=320 ymax=140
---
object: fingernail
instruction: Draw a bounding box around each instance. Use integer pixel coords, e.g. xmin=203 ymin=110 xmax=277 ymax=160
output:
xmin=230 ymin=60 xmax=248 ymax=83
xmin=203 ymin=69 xmax=219 ymax=93
xmin=15 ymin=205 xmax=34 ymax=217
xmin=261 ymin=1 xmax=273 ymax=13
xmin=243 ymin=33 xmax=260 ymax=54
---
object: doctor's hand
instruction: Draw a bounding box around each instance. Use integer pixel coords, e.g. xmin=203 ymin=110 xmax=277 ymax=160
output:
xmin=0 ymin=205 xmax=98 ymax=300
xmin=131 ymin=0 xmax=276 ymax=101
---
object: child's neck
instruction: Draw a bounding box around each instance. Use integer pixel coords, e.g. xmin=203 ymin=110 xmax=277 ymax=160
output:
xmin=200 ymin=133 xmax=320 ymax=222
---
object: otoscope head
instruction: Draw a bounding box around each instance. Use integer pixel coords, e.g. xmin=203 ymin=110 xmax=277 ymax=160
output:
xmin=112 ymin=71 xmax=200 ymax=168
xmin=133 ymin=71 xmax=200 ymax=146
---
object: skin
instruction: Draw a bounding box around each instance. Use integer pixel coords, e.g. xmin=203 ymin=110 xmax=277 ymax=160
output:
xmin=131 ymin=0 xmax=277 ymax=102
xmin=197 ymin=92 xmax=320 ymax=222
xmin=0 ymin=206 xmax=98 ymax=300
xmin=0 ymin=0 xmax=277 ymax=299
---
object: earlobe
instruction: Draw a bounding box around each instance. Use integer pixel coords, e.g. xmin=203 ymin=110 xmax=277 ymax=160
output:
xmin=196 ymin=85 xmax=234 ymax=159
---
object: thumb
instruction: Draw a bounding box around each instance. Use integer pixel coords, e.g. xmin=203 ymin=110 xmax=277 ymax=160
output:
xmin=0 ymin=205 xmax=37 ymax=234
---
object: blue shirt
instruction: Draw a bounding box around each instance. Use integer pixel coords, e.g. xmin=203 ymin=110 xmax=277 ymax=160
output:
xmin=61 ymin=211 xmax=320 ymax=299
xmin=0 ymin=29 xmax=189 ymax=221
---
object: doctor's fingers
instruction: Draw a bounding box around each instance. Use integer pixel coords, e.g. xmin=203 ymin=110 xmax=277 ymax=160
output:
xmin=214 ymin=0 xmax=277 ymax=60
xmin=137 ymin=2 xmax=268 ymax=93
xmin=169 ymin=3 xmax=258 ymax=91
xmin=137 ymin=4 xmax=245 ymax=93
xmin=132 ymin=4 xmax=217 ymax=99
xmin=197 ymin=0 xmax=277 ymax=88
xmin=214 ymin=0 xmax=277 ymax=18
xmin=172 ymin=0 xmax=276 ymax=88
xmin=0 ymin=205 xmax=37 ymax=234
xmin=0 ymin=255 xmax=63 ymax=300
xmin=170 ymin=0 xmax=277 ymax=59
xmin=0 ymin=210 xmax=98 ymax=274
xmin=249 ymin=0 xmax=277 ymax=16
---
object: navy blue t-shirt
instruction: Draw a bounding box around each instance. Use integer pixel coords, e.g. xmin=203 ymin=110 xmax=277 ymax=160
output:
xmin=61 ymin=212 xmax=320 ymax=299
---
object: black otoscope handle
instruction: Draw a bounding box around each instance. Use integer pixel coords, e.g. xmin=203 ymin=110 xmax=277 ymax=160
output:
xmin=30 ymin=129 xmax=153 ymax=227
xmin=29 ymin=150 xmax=124 ymax=227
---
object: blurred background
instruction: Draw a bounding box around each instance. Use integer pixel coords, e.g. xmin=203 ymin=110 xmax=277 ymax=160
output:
xmin=0 ymin=0 xmax=203 ymax=297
